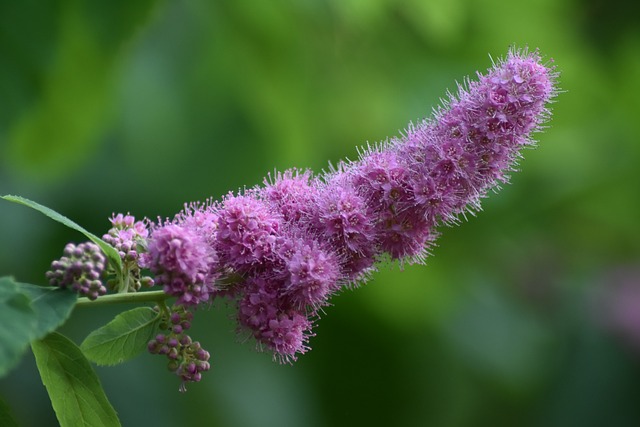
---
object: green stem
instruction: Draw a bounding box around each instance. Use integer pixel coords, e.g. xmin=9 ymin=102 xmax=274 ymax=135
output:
xmin=76 ymin=290 xmax=172 ymax=307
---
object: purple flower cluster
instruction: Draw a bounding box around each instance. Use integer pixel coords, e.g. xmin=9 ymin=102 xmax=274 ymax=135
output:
xmin=102 ymin=213 xmax=148 ymax=262
xmin=147 ymin=305 xmax=210 ymax=392
xmin=142 ymin=213 xmax=218 ymax=306
xmin=102 ymin=213 xmax=154 ymax=291
xmin=141 ymin=48 xmax=557 ymax=364
xmin=40 ymin=47 xmax=556 ymax=391
xmin=46 ymin=242 xmax=107 ymax=300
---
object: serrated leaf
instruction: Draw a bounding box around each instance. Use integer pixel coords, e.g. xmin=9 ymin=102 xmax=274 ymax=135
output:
xmin=18 ymin=282 xmax=77 ymax=340
xmin=0 ymin=277 xmax=78 ymax=378
xmin=1 ymin=195 xmax=122 ymax=275
xmin=0 ymin=277 xmax=37 ymax=377
xmin=80 ymin=307 xmax=161 ymax=366
xmin=31 ymin=332 xmax=121 ymax=427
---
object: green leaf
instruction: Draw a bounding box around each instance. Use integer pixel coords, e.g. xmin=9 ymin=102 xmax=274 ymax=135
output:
xmin=0 ymin=277 xmax=78 ymax=378
xmin=80 ymin=307 xmax=161 ymax=366
xmin=0 ymin=277 xmax=37 ymax=377
xmin=1 ymin=195 xmax=122 ymax=275
xmin=31 ymin=332 xmax=121 ymax=427
xmin=18 ymin=282 xmax=77 ymax=339
xmin=0 ymin=395 xmax=20 ymax=427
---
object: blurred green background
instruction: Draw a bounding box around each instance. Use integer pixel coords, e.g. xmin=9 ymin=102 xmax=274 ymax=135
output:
xmin=2 ymin=0 xmax=640 ymax=426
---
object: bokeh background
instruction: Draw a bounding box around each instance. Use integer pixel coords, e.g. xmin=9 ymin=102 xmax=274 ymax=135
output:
xmin=2 ymin=0 xmax=640 ymax=426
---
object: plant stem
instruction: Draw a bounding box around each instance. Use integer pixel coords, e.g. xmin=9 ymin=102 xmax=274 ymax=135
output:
xmin=76 ymin=290 xmax=172 ymax=307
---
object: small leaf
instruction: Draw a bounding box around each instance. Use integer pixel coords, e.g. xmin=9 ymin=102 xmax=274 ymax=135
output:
xmin=31 ymin=332 xmax=121 ymax=427
xmin=1 ymin=195 xmax=122 ymax=275
xmin=0 ymin=277 xmax=37 ymax=377
xmin=0 ymin=395 xmax=20 ymax=427
xmin=81 ymin=307 xmax=161 ymax=366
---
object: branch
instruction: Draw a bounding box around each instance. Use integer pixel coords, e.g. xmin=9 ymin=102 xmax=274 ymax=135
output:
xmin=76 ymin=290 xmax=172 ymax=307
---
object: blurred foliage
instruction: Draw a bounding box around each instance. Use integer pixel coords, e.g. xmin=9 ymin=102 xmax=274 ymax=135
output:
xmin=2 ymin=0 xmax=640 ymax=426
